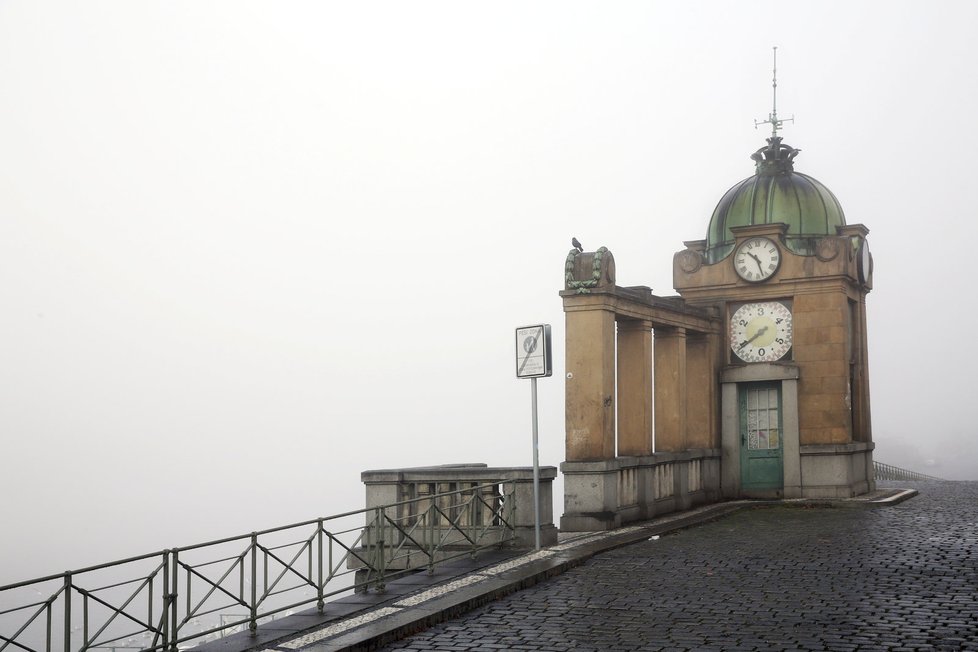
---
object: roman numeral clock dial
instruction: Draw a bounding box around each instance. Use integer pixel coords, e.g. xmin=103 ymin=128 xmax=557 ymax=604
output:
xmin=730 ymin=301 xmax=793 ymax=363
xmin=734 ymin=237 xmax=780 ymax=282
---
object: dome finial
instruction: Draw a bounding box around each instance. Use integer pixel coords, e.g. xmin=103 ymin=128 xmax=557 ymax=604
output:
xmin=754 ymin=46 xmax=794 ymax=139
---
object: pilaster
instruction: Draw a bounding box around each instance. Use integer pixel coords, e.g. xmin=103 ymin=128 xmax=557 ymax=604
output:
xmin=565 ymin=308 xmax=617 ymax=461
xmin=653 ymin=327 xmax=687 ymax=452
xmin=685 ymin=332 xmax=717 ymax=449
xmin=617 ymin=319 xmax=653 ymax=456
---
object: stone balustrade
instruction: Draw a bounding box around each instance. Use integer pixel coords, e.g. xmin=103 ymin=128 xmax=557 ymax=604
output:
xmin=361 ymin=463 xmax=558 ymax=553
xmin=561 ymin=450 xmax=722 ymax=531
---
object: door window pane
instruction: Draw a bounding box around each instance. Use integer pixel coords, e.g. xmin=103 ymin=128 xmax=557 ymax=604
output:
xmin=746 ymin=387 xmax=780 ymax=451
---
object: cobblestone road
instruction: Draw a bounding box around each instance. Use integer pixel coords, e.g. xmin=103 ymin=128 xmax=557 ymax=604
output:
xmin=380 ymin=481 xmax=978 ymax=651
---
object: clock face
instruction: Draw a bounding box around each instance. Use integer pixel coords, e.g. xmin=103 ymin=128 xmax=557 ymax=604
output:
xmin=734 ymin=237 xmax=781 ymax=282
xmin=730 ymin=302 xmax=793 ymax=363
xmin=857 ymin=240 xmax=873 ymax=286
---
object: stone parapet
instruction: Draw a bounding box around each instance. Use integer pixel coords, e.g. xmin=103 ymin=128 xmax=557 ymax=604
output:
xmin=361 ymin=463 xmax=558 ymax=551
xmin=559 ymin=450 xmax=722 ymax=531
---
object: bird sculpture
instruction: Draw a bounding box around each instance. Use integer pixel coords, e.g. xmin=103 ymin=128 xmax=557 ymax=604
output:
xmin=571 ymin=237 xmax=583 ymax=253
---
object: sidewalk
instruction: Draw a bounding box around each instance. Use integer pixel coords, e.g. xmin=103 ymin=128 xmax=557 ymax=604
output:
xmin=197 ymin=487 xmax=917 ymax=652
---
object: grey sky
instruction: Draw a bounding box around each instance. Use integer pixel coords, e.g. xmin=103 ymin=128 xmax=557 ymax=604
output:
xmin=2 ymin=1 xmax=977 ymax=583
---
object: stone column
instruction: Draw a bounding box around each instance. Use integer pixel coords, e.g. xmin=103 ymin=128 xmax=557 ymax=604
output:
xmin=685 ymin=332 xmax=716 ymax=450
xmin=653 ymin=327 xmax=687 ymax=452
xmin=565 ymin=308 xmax=616 ymax=461
xmin=617 ymin=319 xmax=653 ymax=457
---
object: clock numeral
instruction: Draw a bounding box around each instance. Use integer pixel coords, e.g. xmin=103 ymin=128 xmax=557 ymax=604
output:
xmin=757 ymin=307 xmax=765 ymax=315
xmin=739 ymin=319 xmax=747 ymax=326
xmin=758 ymin=348 xmax=765 ymax=356
xmin=775 ymin=318 xmax=783 ymax=324
xmin=768 ymin=264 xmax=776 ymax=271
xmin=776 ymin=338 xmax=785 ymax=345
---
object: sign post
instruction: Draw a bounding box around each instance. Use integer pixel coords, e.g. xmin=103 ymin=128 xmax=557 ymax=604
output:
xmin=515 ymin=324 xmax=552 ymax=550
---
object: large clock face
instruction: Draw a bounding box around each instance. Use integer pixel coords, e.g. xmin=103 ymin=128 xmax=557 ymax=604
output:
xmin=730 ymin=301 xmax=793 ymax=363
xmin=734 ymin=237 xmax=781 ymax=282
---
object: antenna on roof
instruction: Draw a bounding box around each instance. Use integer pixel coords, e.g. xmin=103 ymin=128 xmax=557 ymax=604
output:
xmin=754 ymin=46 xmax=794 ymax=138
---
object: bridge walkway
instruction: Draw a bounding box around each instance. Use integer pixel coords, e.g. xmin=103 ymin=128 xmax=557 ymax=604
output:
xmin=202 ymin=483 xmax=977 ymax=652
xmin=377 ymin=481 xmax=976 ymax=652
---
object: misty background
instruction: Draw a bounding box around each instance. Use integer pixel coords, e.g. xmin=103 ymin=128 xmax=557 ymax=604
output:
xmin=2 ymin=1 xmax=977 ymax=585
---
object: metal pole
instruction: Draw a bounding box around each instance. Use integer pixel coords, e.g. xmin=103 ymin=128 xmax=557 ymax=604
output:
xmin=531 ymin=377 xmax=541 ymax=550
xmin=63 ymin=572 xmax=71 ymax=652
xmin=249 ymin=535 xmax=257 ymax=635
xmin=169 ymin=550 xmax=179 ymax=652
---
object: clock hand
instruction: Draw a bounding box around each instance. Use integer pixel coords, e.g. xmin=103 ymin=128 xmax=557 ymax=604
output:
xmin=737 ymin=325 xmax=768 ymax=349
xmin=748 ymin=252 xmax=764 ymax=273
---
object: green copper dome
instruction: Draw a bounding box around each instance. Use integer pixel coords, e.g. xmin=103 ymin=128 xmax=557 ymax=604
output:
xmin=705 ymin=137 xmax=846 ymax=263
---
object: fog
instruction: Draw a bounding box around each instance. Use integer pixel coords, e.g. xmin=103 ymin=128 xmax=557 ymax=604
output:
xmin=2 ymin=1 xmax=977 ymax=585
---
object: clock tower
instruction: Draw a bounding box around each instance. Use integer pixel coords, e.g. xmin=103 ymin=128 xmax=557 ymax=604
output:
xmin=559 ymin=54 xmax=875 ymax=532
xmin=673 ymin=132 xmax=874 ymax=498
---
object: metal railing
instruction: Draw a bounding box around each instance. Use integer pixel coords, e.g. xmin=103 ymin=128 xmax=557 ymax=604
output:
xmin=0 ymin=482 xmax=516 ymax=652
xmin=873 ymin=461 xmax=941 ymax=482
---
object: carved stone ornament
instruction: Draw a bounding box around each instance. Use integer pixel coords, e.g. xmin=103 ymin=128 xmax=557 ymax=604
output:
xmin=815 ymin=237 xmax=840 ymax=262
xmin=565 ymin=247 xmax=615 ymax=294
xmin=676 ymin=249 xmax=703 ymax=274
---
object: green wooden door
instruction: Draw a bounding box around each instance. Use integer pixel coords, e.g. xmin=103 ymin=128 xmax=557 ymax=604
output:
xmin=739 ymin=383 xmax=783 ymax=495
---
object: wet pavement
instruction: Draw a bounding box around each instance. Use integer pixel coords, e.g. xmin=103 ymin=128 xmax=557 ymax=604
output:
xmin=378 ymin=481 xmax=978 ymax=651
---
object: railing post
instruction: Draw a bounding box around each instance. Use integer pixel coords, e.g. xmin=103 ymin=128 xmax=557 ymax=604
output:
xmin=249 ymin=534 xmax=258 ymax=635
xmin=169 ymin=550 xmax=178 ymax=652
xmin=375 ymin=507 xmax=386 ymax=593
xmin=160 ymin=552 xmax=169 ymax=652
xmin=82 ymin=592 xmax=88 ymax=651
xmin=427 ymin=504 xmax=435 ymax=575
xmin=469 ymin=488 xmax=477 ymax=559
xmin=508 ymin=482 xmax=516 ymax=541
xmin=316 ymin=519 xmax=325 ymax=613
xmin=147 ymin=575 xmax=153 ymax=641
xmin=46 ymin=600 xmax=52 ymax=652
xmin=63 ymin=572 xmax=71 ymax=652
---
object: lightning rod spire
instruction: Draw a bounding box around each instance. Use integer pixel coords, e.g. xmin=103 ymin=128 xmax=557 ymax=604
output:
xmin=755 ymin=46 xmax=794 ymax=138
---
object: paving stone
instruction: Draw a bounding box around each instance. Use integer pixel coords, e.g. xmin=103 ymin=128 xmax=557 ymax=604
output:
xmin=379 ymin=481 xmax=978 ymax=651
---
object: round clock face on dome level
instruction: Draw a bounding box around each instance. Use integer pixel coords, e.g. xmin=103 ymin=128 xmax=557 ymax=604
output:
xmin=733 ymin=237 xmax=781 ymax=282
xmin=730 ymin=302 xmax=793 ymax=363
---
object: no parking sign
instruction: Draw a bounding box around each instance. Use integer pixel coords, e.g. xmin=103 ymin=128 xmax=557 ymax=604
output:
xmin=515 ymin=324 xmax=552 ymax=378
